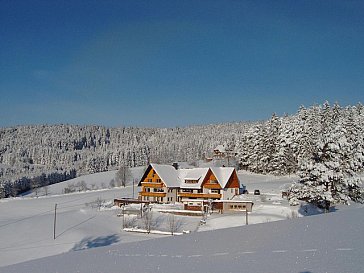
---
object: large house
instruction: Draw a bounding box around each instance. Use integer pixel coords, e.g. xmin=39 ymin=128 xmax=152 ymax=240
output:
xmin=138 ymin=164 xmax=242 ymax=208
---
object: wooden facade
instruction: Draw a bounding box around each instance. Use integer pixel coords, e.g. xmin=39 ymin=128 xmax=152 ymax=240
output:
xmin=139 ymin=166 xmax=167 ymax=202
xmin=138 ymin=164 xmax=243 ymax=208
xmin=178 ymin=192 xmax=222 ymax=199
xmin=202 ymin=170 xmax=222 ymax=189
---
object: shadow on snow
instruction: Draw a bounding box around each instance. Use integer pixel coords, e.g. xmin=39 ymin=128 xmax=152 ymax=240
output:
xmin=72 ymin=234 xmax=120 ymax=251
xmin=298 ymin=203 xmax=337 ymax=216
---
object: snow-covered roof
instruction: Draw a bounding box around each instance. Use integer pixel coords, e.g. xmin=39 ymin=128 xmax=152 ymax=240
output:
xmin=178 ymin=168 xmax=209 ymax=189
xmin=143 ymin=164 xmax=237 ymax=189
xmin=214 ymin=144 xmax=226 ymax=153
xmin=150 ymin=164 xmax=180 ymax=188
xmin=210 ymin=167 xmax=235 ymax=188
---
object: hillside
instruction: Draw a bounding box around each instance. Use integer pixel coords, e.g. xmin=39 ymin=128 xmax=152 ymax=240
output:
xmin=1 ymin=102 xmax=364 ymax=199
xmin=0 ymin=169 xmax=299 ymax=267
xmin=2 ymin=204 xmax=364 ymax=273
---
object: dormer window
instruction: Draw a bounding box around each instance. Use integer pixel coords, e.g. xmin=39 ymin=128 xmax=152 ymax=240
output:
xmin=185 ymin=179 xmax=198 ymax=184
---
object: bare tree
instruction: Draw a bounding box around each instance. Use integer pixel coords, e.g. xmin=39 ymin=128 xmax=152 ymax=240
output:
xmin=86 ymin=197 xmax=105 ymax=211
xmin=116 ymin=165 xmax=132 ymax=187
xmin=123 ymin=215 xmax=137 ymax=229
xmin=76 ymin=181 xmax=87 ymax=192
xmin=95 ymin=197 xmax=104 ymax=211
xmin=142 ymin=207 xmax=153 ymax=233
xmin=31 ymin=179 xmax=40 ymax=197
xmin=167 ymin=214 xmax=182 ymax=235
xmin=44 ymin=185 xmax=49 ymax=196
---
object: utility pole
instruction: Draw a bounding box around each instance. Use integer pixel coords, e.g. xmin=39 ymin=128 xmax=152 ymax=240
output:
xmin=122 ymin=204 xmax=125 ymax=229
xmin=53 ymin=203 xmax=57 ymax=239
xmin=132 ymin=178 xmax=135 ymax=199
xmin=123 ymin=163 xmax=126 ymax=188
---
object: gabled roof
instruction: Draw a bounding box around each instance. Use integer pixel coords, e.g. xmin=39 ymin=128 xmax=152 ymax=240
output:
xmin=210 ymin=167 xmax=235 ymax=188
xmin=139 ymin=164 xmax=238 ymax=189
xmin=214 ymin=144 xmax=226 ymax=153
xmin=150 ymin=164 xmax=180 ymax=188
xmin=178 ymin=168 xmax=209 ymax=189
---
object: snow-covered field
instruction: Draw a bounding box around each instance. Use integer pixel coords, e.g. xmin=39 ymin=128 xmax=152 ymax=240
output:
xmin=0 ymin=169 xmax=362 ymax=271
xmin=3 ymin=205 xmax=364 ymax=273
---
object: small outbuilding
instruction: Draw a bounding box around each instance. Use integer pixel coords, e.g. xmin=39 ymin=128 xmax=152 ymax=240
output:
xmin=212 ymin=200 xmax=253 ymax=213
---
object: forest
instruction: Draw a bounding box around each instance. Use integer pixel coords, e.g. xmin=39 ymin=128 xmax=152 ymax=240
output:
xmin=0 ymin=102 xmax=363 ymax=198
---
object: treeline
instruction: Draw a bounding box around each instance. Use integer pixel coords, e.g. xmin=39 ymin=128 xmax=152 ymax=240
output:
xmin=237 ymin=102 xmax=364 ymax=175
xmin=1 ymin=170 xmax=76 ymax=197
xmin=0 ymin=101 xmax=363 ymax=197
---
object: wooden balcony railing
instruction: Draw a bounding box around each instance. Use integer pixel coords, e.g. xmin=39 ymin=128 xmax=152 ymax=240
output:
xmin=141 ymin=182 xmax=164 ymax=188
xmin=178 ymin=192 xmax=222 ymax=199
xmin=139 ymin=192 xmax=166 ymax=197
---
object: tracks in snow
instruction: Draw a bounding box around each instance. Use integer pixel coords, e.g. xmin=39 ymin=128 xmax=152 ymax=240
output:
xmin=107 ymin=247 xmax=354 ymax=259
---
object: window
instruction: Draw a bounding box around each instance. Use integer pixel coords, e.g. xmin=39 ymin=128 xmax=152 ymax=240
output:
xmin=211 ymin=189 xmax=220 ymax=194
xmin=185 ymin=179 xmax=198 ymax=184
xmin=156 ymin=178 xmax=161 ymax=182
xmin=209 ymin=179 xmax=218 ymax=184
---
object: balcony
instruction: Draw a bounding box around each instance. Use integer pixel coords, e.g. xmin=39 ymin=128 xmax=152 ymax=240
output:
xmin=203 ymin=183 xmax=222 ymax=189
xmin=141 ymin=182 xmax=164 ymax=188
xmin=178 ymin=192 xmax=222 ymax=199
xmin=139 ymin=191 xmax=166 ymax=197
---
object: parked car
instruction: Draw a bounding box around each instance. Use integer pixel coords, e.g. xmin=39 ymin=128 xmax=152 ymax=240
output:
xmin=254 ymin=189 xmax=260 ymax=195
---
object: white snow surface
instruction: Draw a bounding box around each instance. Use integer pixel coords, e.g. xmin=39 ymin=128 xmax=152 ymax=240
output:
xmin=23 ymin=167 xmax=146 ymax=197
xmin=2 ymin=206 xmax=364 ymax=273
xmin=1 ymin=168 xmax=363 ymax=272
xmin=0 ymin=186 xmax=160 ymax=267
xmin=150 ymin=164 xmax=180 ymax=187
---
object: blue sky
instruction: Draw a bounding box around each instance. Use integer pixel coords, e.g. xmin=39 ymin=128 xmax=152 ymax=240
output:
xmin=1 ymin=0 xmax=363 ymax=127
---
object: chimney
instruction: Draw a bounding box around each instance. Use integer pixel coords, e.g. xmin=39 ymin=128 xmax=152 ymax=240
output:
xmin=172 ymin=162 xmax=179 ymax=170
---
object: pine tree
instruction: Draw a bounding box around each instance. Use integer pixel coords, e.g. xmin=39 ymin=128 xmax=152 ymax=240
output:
xmin=289 ymin=107 xmax=363 ymax=209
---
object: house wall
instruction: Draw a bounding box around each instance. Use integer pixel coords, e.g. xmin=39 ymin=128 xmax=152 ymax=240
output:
xmin=221 ymin=170 xmax=240 ymax=200
xmin=139 ymin=167 xmax=167 ymax=203
xmin=225 ymin=170 xmax=240 ymax=188
xmin=202 ymin=170 xmax=221 ymax=188
xmin=165 ymin=188 xmax=178 ymax=203
xmin=221 ymin=188 xmax=236 ymax=200
xmin=139 ymin=165 xmax=242 ymax=205
xmin=201 ymin=170 xmax=222 ymax=198
xmin=143 ymin=167 xmax=162 ymax=183
xmin=184 ymin=201 xmax=204 ymax=211
xmin=222 ymin=202 xmax=253 ymax=212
